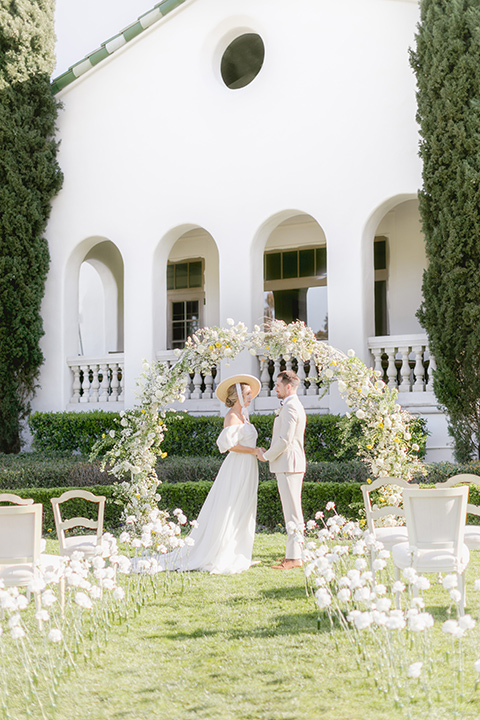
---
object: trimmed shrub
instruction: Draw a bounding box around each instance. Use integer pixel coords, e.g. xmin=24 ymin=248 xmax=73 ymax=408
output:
xmin=28 ymin=411 xmax=120 ymax=455
xmin=0 ymin=453 xmax=369 ymax=489
xmin=6 ymin=486 xmax=121 ymax=534
xmin=0 ymin=454 xmax=112 ymax=488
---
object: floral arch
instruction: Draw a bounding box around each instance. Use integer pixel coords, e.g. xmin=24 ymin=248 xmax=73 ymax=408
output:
xmin=95 ymin=320 xmax=425 ymax=522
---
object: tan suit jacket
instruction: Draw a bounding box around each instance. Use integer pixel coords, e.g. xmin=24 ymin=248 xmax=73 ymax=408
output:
xmin=263 ymin=394 xmax=306 ymax=474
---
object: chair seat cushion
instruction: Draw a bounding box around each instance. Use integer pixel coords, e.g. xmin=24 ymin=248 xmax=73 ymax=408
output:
xmin=373 ymin=526 xmax=408 ymax=550
xmin=464 ymin=526 xmax=480 ymax=549
xmin=63 ymin=535 xmax=99 ymax=556
xmin=0 ymin=564 xmax=35 ymax=585
xmin=392 ymin=541 xmax=470 ymax=572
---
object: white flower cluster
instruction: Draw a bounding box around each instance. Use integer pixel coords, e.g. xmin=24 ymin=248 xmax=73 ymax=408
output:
xmin=301 ymin=504 xmax=480 ymax=714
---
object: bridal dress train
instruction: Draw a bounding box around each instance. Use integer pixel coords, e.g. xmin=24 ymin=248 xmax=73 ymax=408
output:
xmin=159 ymin=421 xmax=259 ymax=574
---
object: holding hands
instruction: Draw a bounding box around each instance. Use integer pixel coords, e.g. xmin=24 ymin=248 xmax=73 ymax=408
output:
xmin=255 ymin=447 xmax=267 ymax=462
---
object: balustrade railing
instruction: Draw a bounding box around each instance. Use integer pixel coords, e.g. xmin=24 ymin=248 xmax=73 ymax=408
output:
xmin=67 ymin=355 xmax=124 ymax=404
xmin=368 ymin=335 xmax=435 ymax=393
xmin=155 ymin=351 xmax=323 ymax=401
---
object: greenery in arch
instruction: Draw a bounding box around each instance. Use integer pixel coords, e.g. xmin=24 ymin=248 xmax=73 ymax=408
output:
xmin=92 ymin=320 xmax=425 ymax=524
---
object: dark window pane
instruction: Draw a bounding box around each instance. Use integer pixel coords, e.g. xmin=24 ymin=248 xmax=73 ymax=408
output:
xmin=282 ymin=251 xmax=298 ymax=279
xmin=265 ymin=253 xmax=281 ymax=281
xmin=172 ymin=324 xmax=185 ymax=342
xmin=221 ymin=34 xmax=265 ymax=90
xmin=375 ymin=280 xmax=388 ymax=336
xmin=167 ymin=264 xmax=174 ymax=290
xmin=175 ymin=263 xmax=188 ymax=289
xmin=189 ymin=262 xmax=202 ymax=288
xmin=299 ymin=249 xmax=315 ymax=277
xmin=374 ymin=240 xmax=387 ymax=271
xmin=316 ymin=247 xmax=327 ymax=277
xmin=172 ymin=302 xmax=185 ymax=321
xmin=186 ymin=301 xmax=199 ymax=319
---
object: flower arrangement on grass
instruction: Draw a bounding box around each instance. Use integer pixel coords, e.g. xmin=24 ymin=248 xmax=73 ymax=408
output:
xmin=92 ymin=319 xmax=425 ymax=521
xmin=300 ymin=503 xmax=480 ymax=717
xmin=0 ymin=507 xmax=192 ymax=719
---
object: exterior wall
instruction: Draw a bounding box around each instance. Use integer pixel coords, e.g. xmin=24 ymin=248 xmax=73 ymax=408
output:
xmin=376 ymin=199 xmax=426 ymax=336
xmin=35 ymin=0 xmax=452 ymax=457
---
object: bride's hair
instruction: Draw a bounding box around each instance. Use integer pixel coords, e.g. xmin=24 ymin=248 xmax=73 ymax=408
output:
xmin=225 ymin=382 xmax=249 ymax=408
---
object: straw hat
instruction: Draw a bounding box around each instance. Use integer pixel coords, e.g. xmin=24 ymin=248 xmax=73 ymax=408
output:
xmin=215 ymin=374 xmax=261 ymax=404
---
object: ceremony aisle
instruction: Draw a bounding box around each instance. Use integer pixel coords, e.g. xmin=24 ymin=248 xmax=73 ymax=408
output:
xmin=41 ymin=532 xmax=479 ymax=720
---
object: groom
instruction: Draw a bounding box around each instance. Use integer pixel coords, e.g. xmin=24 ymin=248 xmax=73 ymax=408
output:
xmin=260 ymin=370 xmax=307 ymax=570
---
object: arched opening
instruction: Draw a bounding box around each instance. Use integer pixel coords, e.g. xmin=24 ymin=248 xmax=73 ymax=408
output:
xmin=156 ymin=228 xmax=219 ymax=351
xmin=373 ymin=198 xmax=426 ymax=337
xmin=78 ymin=241 xmax=124 ymax=355
xmin=263 ymin=214 xmax=328 ymax=339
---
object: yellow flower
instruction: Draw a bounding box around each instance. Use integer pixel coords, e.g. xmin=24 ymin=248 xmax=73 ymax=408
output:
xmin=394 ymin=438 xmax=400 ymax=443
xmin=366 ymin=444 xmax=373 ymax=450
xmin=331 ymin=361 xmax=337 ymax=366
xmin=102 ymin=433 xmax=106 ymax=439
xmin=141 ymin=408 xmax=146 ymax=414
xmin=292 ymin=337 xmax=297 ymax=342
xmin=136 ymin=493 xmax=140 ymax=498
xmin=215 ymin=342 xmax=221 ymax=348
xmin=209 ymin=345 xmax=214 ymax=351
xmin=367 ymin=478 xmax=372 ymax=484
xmin=378 ymin=422 xmax=384 ymax=429
xmin=161 ymin=452 xmax=168 ymax=459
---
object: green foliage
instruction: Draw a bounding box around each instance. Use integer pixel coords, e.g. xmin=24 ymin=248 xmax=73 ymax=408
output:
xmin=29 ymin=411 xmax=121 ymax=455
xmin=0 ymin=453 xmax=111 ymax=488
xmin=411 ymin=0 xmax=480 ymax=460
xmin=6 ymin=485 xmax=121 ymax=534
xmin=0 ymin=0 xmax=62 ymax=452
xmin=159 ymin=480 xmax=364 ymax=530
xmin=30 ymin=410 xmax=428 ymax=462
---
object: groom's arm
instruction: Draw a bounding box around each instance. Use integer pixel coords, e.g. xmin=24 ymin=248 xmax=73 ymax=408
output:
xmin=263 ymin=405 xmax=299 ymax=462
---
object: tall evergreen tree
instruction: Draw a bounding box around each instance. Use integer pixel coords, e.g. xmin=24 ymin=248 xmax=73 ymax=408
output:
xmin=411 ymin=0 xmax=480 ymax=460
xmin=0 ymin=0 xmax=63 ymax=452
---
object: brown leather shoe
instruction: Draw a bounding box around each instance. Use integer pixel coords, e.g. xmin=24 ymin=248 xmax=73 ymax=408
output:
xmin=271 ymin=558 xmax=302 ymax=570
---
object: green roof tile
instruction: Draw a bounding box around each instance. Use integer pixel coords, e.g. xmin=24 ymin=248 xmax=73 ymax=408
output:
xmin=52 ymin=0 xmax=188 ymax=94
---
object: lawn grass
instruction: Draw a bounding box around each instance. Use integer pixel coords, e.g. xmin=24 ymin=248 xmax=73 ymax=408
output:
xmin=10 ymin=534 xmax=466 ymax=720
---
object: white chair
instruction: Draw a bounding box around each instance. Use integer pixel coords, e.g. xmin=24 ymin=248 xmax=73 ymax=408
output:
xmin=51 ymin=490 xmax=106 ymax=557
xmin=435 ymin=474 xmax=480 ymax=550
xmin=361 ymin=477 xmax=411 ymax=551
xmin=0 ymin=503 xmax=65 ymax=619
xmin=0 ymin=493 xmax=34 ymax=506
xmin=392 ymin=486 xmax=470 ymax=612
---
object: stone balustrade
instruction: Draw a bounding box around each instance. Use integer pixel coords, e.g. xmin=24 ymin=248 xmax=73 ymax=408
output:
xmin=368 ymin=334 xmax=435 ymax=393
xmin=67 ymin=354 xmax=124 ymax=404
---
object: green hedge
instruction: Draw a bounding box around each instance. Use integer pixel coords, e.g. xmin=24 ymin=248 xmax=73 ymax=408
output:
xmin=8 ymin=479 xmax=480 ymax=535
xmin=0 ymin=453 xmax=370 ymax=488
xmin=28 ymin=410 xmax=428 ymax=462
xmin=0 ymin=454 xmax=111 ymax=488
xmin=7 ymin=481 xmax=363 ymax=534
xmin=4 ymin=486 xmax=121 ymax=534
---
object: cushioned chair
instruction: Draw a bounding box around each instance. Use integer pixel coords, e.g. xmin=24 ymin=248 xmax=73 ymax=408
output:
xmin=435 ymin=474 xmax=480 ymax=550
xmin=0 ymin=502 xmax=65 ymax=620
xmin=51 ymin=489 xmax=106 ymax=557
xmin=392 ymin=486 xmax=469 ymax=613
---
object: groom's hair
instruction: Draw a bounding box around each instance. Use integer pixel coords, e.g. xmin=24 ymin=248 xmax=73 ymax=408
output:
xmin=277 ymin=370 xmax=300 ymax=389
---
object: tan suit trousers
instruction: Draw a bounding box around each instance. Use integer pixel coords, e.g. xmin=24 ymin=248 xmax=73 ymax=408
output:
xmin=276 ymin=471 xmax=305 ymax=560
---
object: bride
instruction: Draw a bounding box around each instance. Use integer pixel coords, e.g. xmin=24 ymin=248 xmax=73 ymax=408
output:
xmin=159 ymin=373 xmax=263 ymax=574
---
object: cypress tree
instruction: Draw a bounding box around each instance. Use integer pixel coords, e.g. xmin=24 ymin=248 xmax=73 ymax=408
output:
xmin=0 ymin=0 xmax=63 ymax=452
xmin=411 ymin=0 xmax=480 ymax=460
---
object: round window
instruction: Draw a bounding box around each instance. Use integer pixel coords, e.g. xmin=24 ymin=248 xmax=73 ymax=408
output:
xmin=220 ymin=33 xmax=265 ymax=89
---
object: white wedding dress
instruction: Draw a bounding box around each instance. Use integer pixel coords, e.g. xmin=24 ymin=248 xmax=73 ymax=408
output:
xmin=159 ymin=421 xmax=259 ymax=574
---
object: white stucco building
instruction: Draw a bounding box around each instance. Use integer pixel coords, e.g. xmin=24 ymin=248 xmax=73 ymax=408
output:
xmin=37 ymin=0 xmax=452 ymax=460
